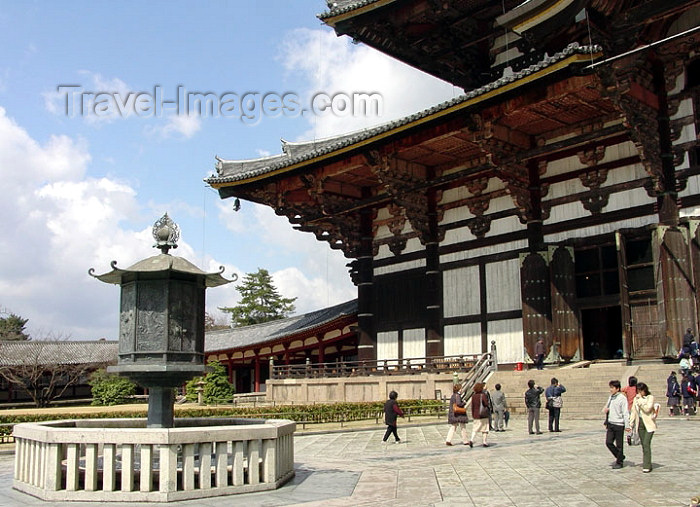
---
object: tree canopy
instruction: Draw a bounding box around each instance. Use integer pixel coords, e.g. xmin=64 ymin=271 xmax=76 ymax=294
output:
xmin=219 ymin=268 xmax=296 ymax=327
xmin=0 ymin=312 xmax=30 ymax=341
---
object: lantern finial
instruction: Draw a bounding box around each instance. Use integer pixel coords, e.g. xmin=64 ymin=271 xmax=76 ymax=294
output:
xmin=152 ymin=213 xmax=180 ymax=254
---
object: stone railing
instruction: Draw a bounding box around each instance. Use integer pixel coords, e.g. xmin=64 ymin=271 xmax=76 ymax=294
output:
xmin=13 ymin=417 xmax=295 ymax=503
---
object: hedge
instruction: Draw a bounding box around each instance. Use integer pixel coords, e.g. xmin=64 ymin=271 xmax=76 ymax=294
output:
xmin=0 ymin=399 xmax=444 ymax=437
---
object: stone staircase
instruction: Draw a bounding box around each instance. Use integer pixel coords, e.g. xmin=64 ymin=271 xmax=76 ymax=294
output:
xmin=486 ymin=361 xmax=679 ymax=421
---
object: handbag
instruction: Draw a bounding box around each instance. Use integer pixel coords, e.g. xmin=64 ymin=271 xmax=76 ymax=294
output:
xmin=478 ymin=394 xmax=490 ymax=418
xmin=453 ymin=403 xmax=466 ymax=416
xmin=627 ymin=427 xmax=641 ymax=446
xmin=545 ymin=398 xmax=554 ymax=410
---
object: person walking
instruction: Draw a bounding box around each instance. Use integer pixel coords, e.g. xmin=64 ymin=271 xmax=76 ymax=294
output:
xmin=681 ymin=373 xmax=697 ymax=416
xmin=525 ymin=379 xmax=544 ymax=435
xmin=667 ymin=371 xmax=681 ymax=416
xmin=445 ymin=384 xmax=469 ymax=446
xmin=382 ymin=390 xmax=404 ymax=442
xmin=545 ymin=377 xmax=566 ymax=432
xmin=534 ymin=338 xmax=545 ymax=370
xmin=621 ymin=376 xmax=637 ymax=411
xmin=628 ymin=382 xmax=657 ymax=473
xmin=603 ymin=379 xmax=629 ymax=469
xmin=468 ymin=382 xmax=490 ymax=447
xmin=491 ymin=383 xmax=507 ymax=432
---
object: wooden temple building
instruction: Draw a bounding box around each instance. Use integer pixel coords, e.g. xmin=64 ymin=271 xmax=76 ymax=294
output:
xmin=206 ymin=0 xmax=700 ymax=373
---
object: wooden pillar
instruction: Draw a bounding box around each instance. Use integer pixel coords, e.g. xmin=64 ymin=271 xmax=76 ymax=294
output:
xmin=253 ymin=354 xmax=260 ymax=392
xmin=227 ymin=355 xmax=234 ymax=384
xmin=318 ymin=339 xmax=325 ymax=364
xmin=357 ymin=205 xmax=376 ymax=362
xmin=425 ymin=188 xmax=443 ymax=357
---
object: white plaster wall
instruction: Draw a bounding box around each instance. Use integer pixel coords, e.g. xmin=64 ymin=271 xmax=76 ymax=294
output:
xmin=604 ymin=188 xmax=652 ymax=213
xmin=441 ymin=239 xmax=528 ymax=264
xmin=486 ymin=259 xmax=521 ymax=312
xmin=443 ymin=265 xmax=480 ymax=317
xmin=374 ymin=258 xmax=426 ymax=276
xmin=444 ymin=323 xmax=482 ymax=356
xmin=487 ymin=319 xmax=524 ymax=364
xmin=544 ymin=215 xmax=658 ymax=244
xmin=377 ymin=331 xmax=399 ymax=364
xmin=403 ymin=328 xmax=426 ymax=359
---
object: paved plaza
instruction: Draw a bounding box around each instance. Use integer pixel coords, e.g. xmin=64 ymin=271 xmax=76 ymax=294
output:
xmin=0 ymin=417 xmax=698 ymax=506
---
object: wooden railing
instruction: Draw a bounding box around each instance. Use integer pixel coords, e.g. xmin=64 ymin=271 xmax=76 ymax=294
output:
xmin=271 ymin=352 xmax=487 ymax=379
xmin=13 ymin=417 xmax=295 ymax=502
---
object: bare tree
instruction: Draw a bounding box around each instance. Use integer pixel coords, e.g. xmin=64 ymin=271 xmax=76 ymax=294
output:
xmin=0 ymin=339 xmax=116 ymax=408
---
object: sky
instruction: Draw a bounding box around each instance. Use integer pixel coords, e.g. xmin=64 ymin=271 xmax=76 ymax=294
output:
xmin=0 ymin=0 xmax=461 ymax=340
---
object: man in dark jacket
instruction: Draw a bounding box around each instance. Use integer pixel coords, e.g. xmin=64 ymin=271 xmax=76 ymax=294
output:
xmin=525 ymin=379 xmax=544 ymax=434
xmin=545 ymin=377 xmax=567 ymax=432
xmin=383 ymin=390 xmax=404 ymax=442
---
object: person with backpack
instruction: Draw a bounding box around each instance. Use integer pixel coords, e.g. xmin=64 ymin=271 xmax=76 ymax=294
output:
xmin=545 ymin=377 xmax=566 ymax=432
xmin=628 ymin=382 xmax=657 ymax=473
xmin=681 ymin=374 xmax=697 ymax=416
xmin=467 ymin=383 xmax=490 ymax=448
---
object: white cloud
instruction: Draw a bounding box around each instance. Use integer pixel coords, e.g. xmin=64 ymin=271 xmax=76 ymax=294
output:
xmin=0 ymin=106 xmax=218 ymax=339
xmin=279 ymin=27 xmax=461 ymax=139
xmin=146 ymin=113 xmax=202 ymax=139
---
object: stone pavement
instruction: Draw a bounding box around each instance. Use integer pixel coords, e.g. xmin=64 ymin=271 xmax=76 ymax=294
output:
xmin=0 ymin=417 xmax=698 ymax=507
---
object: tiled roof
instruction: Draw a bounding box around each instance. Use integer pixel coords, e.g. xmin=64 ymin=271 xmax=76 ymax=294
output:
xmin=0 ymin=340 xmax=118 ymax=367
xmin=206 ymin=43 xmax=601 ymax=187
xmin=204 ymin=299 xmax=357 ymax=353
xmin=318 ymin=0 xmax=384 ymax=19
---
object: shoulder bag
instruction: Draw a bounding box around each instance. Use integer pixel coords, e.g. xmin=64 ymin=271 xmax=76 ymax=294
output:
xmin=478 ymin=394 xmax=490 ymax=418
xmin=453 ymin=402 xmax=466 ymax=416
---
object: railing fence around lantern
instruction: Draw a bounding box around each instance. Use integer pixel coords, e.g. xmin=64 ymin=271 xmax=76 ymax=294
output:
xmin=12 ymin=417 xmax=295 ymax=503
xmin=270 ymin=342 xmax=498 ymax=380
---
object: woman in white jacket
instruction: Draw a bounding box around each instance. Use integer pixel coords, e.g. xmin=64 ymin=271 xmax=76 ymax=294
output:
xmin=628 ymin=382 xmax=657 ymax=473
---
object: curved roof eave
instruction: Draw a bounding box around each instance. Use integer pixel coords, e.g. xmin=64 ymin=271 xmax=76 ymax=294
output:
xmin=205 ymin=44 xmax=602 ymax=190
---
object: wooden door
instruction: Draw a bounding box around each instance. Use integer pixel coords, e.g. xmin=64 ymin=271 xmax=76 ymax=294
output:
xmin=520 ymin=251 xmax=551 ymax=359
xmin=549 ymin=245 xmax=579 ymax=360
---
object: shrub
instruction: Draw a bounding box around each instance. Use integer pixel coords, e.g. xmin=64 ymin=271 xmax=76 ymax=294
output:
xmin=89 ymin=369 xmax=136 ymax=406
xmin=184 ymin=361 xmax=235 ymax=405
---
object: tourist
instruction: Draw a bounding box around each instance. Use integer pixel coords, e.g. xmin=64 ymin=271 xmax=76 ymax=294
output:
xmin=382 ymin=390 xmax=404 ymax=442
xmin=666 ymin=371 xmax=681 ymax=416
xmin=680 ymin=353 xmax=692 ymax=377
xmin=525 ymin=379 xmax=544 ymax=435
xmin=628 ymin=382 xmax=657 ymax=473
xmin=621 ymin=376 xmax=637 ymax=411
xmin=445 ymin=384 xmax=469 ymax=446
xmin=603 ymin=379 xmax=629 ymax=469
xmin=684 ymin=327 xmax=695 ymax=348
xmin=534 ymin=338 xmax=545 ymax=370
xmin=545 ymin=377 xmax=566 ymax=432
xmin=468 ymin=382 xmax=490 ymax=447
xmin=681 ymin=374 xmax=697 ymax=416
xmin=491 ymin=383 xmax=507 ymax=432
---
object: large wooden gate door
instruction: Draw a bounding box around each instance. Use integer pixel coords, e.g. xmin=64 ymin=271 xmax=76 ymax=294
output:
xmin=520 ymin=251 xmax=551 ymax=360
xmin=653 ymin=226 xmax=697 ymax=357
xmin=615 ymin=232 xmax=633 ymax=358
xmin=549 ymin=246 xmax=579 ymax=360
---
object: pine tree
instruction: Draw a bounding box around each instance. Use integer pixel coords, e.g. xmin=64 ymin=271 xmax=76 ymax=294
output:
xmin=0 ymin=313 xmax=30 ymax=341
xmin=219 ymin=268 xmax=296 ymax=327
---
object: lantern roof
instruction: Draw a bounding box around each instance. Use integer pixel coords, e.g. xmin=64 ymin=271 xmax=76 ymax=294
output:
xmin=89 ymin=254 xmax=232 ymax=287
xmin=89 ymin=213 xmax=234 ymax=287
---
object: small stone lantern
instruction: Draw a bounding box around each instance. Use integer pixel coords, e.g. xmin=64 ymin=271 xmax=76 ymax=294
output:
xmin=90 ymin=213 xmax=234 ymax=427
